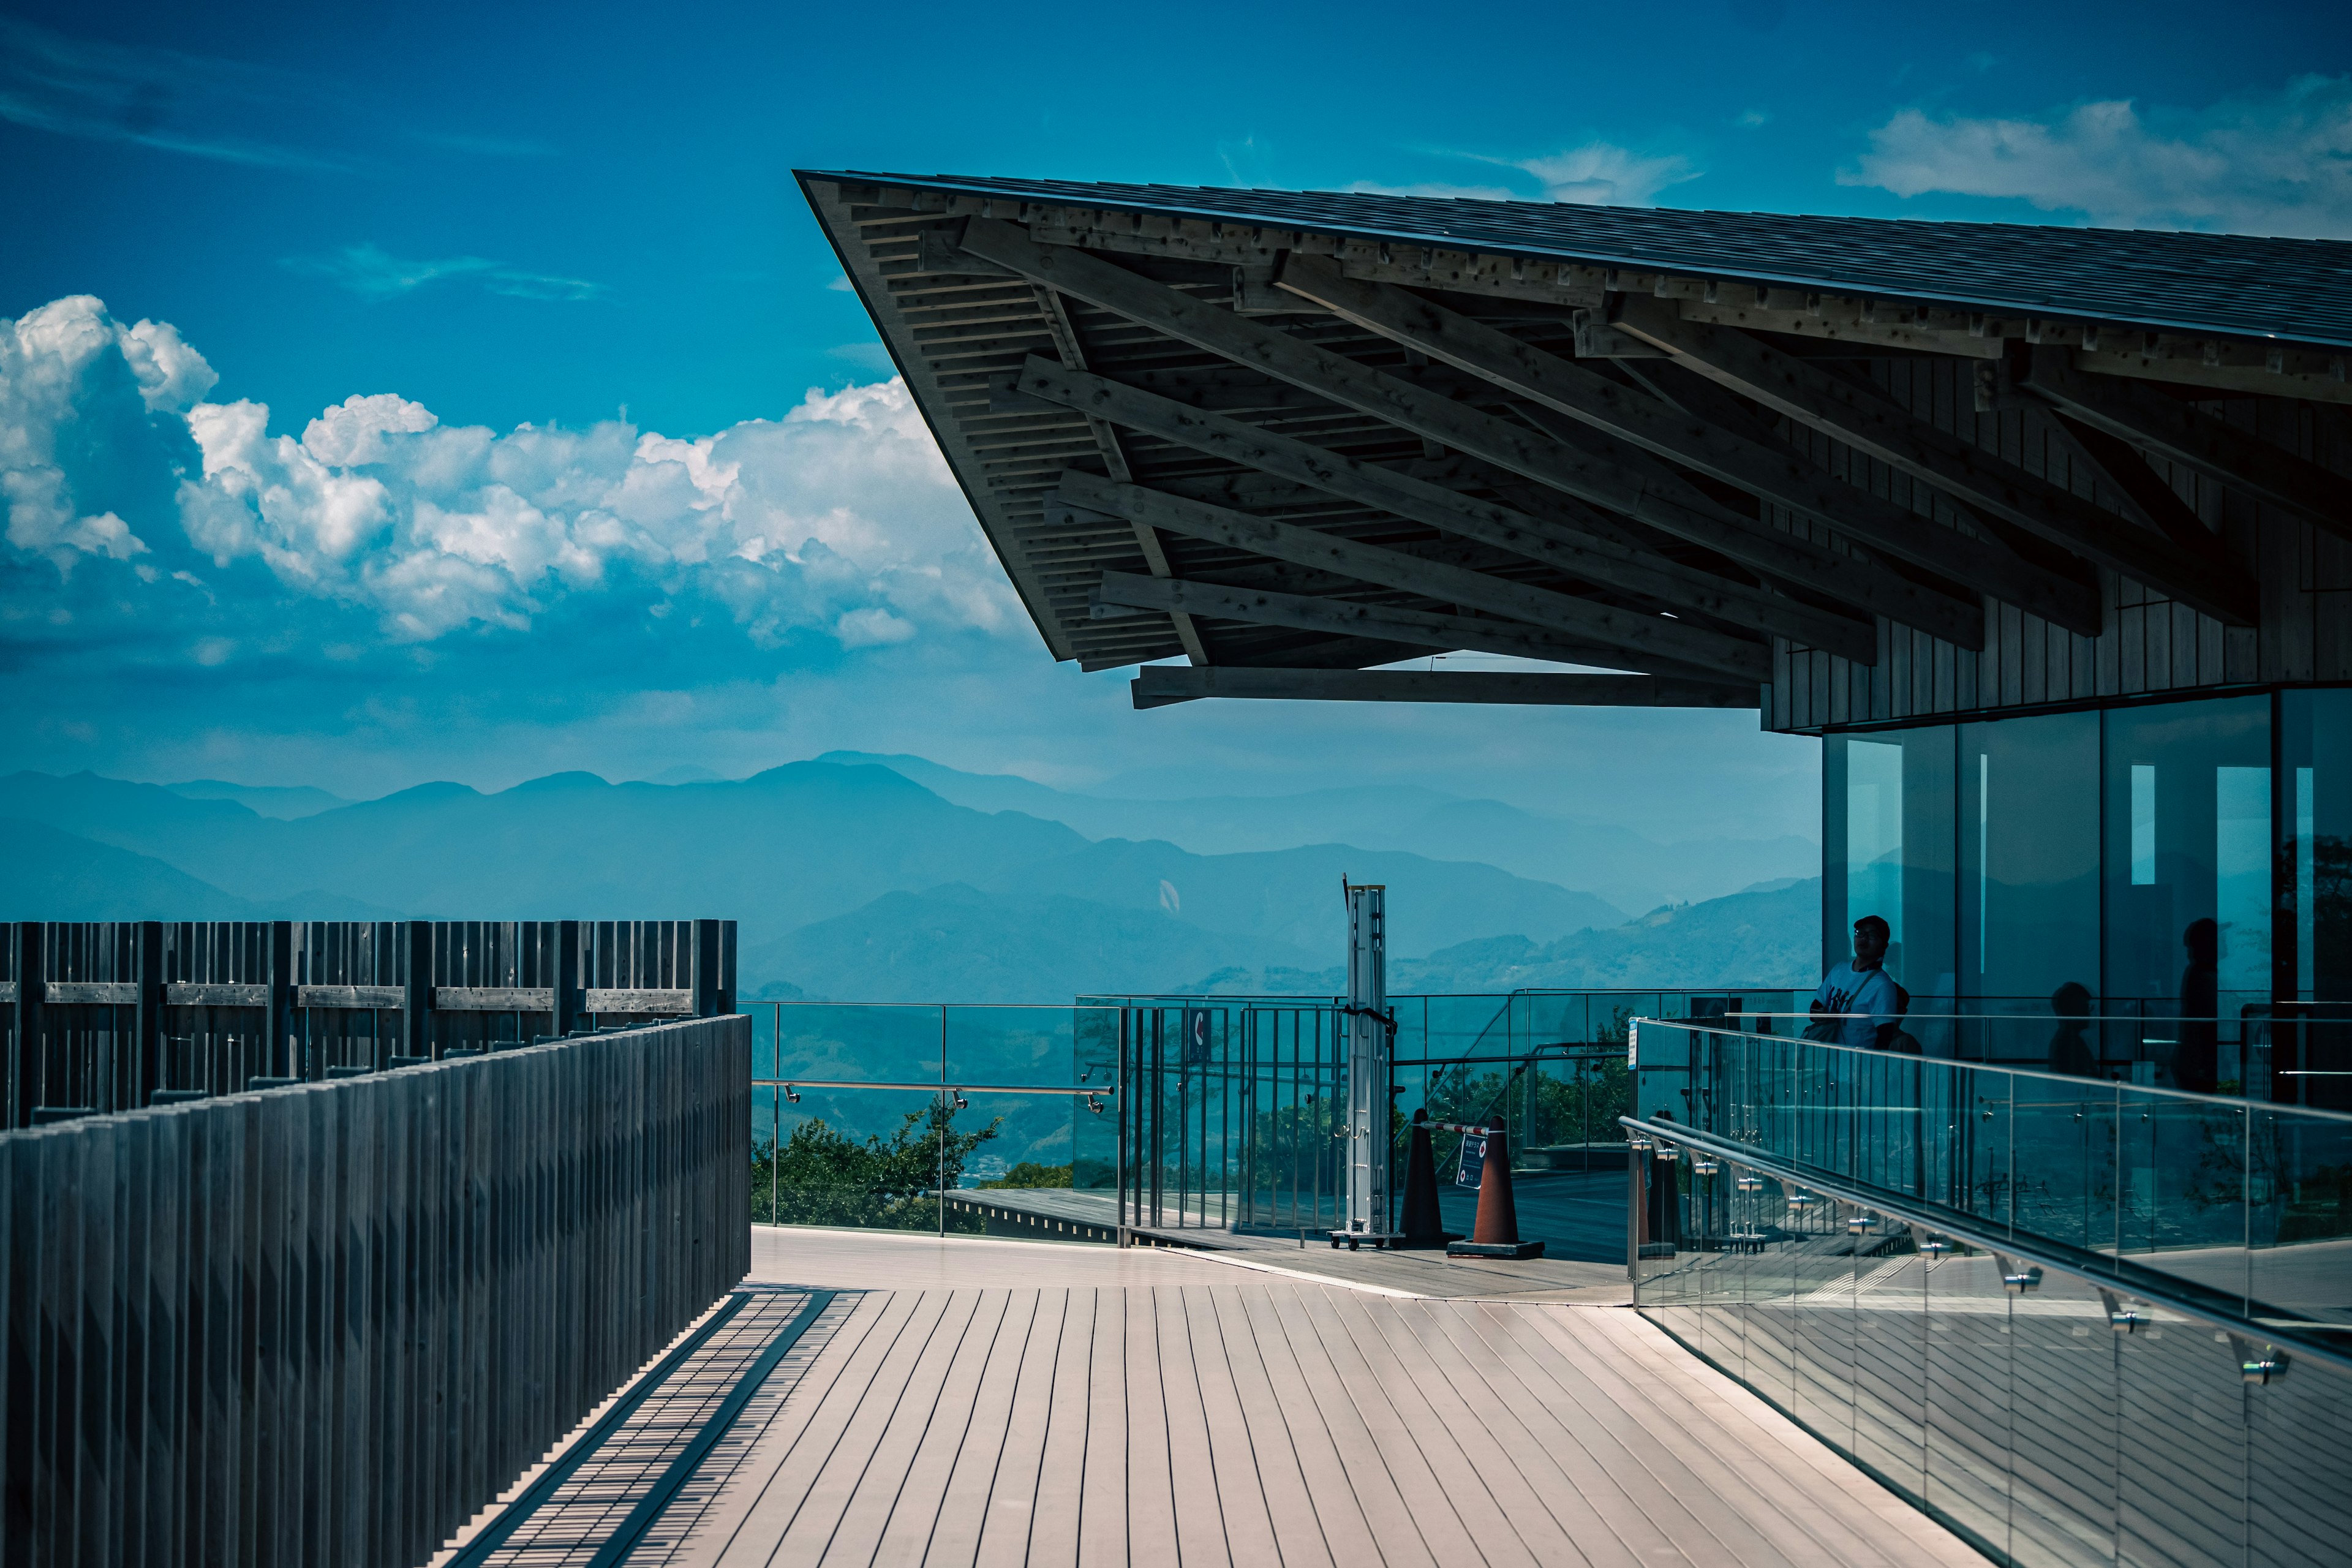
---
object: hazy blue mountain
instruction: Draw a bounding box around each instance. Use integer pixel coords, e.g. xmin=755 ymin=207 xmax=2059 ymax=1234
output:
xmin=5 ymin=761 xmax=1802 ymax=1002
xmin=1188 ymin=878 xmax=1824 ymax=995
xmin=743 ymin=885 xmax=1322 ymax=1003
xmin=2 ymin=764 xmax=1626 ymax=965
xmin=820 ymin=751 xmax=1812 ymax=913
xmin=982 ymin=837 xmax=1623 ymax=957
xmin=163 ymin=780 xmax=353 ymax=819
xmin=0 ymin=819 xmax=404 ymax=922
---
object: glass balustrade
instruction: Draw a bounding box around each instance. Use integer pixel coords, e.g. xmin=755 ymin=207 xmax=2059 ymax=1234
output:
xmin=1626 ymin=1016 xmax=2352 ymax=1568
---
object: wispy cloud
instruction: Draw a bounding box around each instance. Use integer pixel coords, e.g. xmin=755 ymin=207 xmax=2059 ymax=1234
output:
xmin=1842 ymin=74 xmax=2352 ymax=238
xmin=1356 ymin=138 xmax=1700 ymax=209
xmin=0 ymin=16 xmax=345 ymax=171
xmin=283 ymin=244 xmax=606 ymax=303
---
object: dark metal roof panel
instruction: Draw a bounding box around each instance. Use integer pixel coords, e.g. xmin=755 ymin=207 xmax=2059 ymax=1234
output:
xmin=804 ymin=170 xmax=2352 ymax=350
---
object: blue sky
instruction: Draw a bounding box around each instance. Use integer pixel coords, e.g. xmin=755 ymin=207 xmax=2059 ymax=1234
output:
xmin=1 ymin=0 xmax=2346 ymax=834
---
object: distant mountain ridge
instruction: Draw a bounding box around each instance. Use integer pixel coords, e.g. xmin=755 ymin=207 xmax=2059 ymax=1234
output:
xmin=0 ymin=762 xmax=1707 ymax=1000
xmin=818 ymin=751 xmax=1813 ymax=914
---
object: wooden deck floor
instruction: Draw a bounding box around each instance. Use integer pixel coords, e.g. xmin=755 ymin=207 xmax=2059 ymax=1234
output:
xmin=619 ymin=1231 xmax=1983 ymax=1568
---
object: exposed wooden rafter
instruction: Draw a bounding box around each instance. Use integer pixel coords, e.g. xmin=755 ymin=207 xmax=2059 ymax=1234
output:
xmin=1053 ymin=470 xmax=1769 ymax=682
xmin=1271 ymin=256 xmax=2061 ymax=638
xmin=2021 ymin=346 xmax=2352 ymax=545
xmin=1091 ymin=570 xmax=1662 ymax=669
xmin=1131 ymin=666 xmax=1757 ymax=709
xmin=1611 ymin=296 xmax=2261 ymax=626
xmin=963 ymin=220 xmax=1882 ymax=658
xmin=1027 ymin=282 xmax=1210 ymax=665
xmin=1006 ymin=358 xmax=1874 ymax=662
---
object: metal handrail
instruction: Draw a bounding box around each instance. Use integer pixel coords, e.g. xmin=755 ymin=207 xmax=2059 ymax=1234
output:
xmin=1618 ymin=1113 xmax=2352 ymax=1381
xmin=1631 ymin=1016 xmax=2352 ymax=1121
xmin=753 ymin=1077 xmax=1114 ymax=1096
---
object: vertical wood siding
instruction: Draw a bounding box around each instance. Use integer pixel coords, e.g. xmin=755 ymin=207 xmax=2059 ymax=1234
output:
xmin=0 ymin=1014 xmax=753 ymax=1568
xmin=1768 ymin=370 xmax=2345 ymax=732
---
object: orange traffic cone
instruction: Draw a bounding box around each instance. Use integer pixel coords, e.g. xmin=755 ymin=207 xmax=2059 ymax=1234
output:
xmin=1447 ymin=1124 xmax=1545 ymax=1259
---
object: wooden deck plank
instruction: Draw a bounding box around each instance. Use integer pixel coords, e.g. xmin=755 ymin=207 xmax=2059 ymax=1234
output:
xmin=1589 ymin=1307 xmax=1985 ymax=1563
xmin=805 ymin=1289 xmax=989 ymax=1568
xmin=1076 ymin=1289 xmax=1129 ymax=1568
xmin=1120 ymin=1288 xmax=1183 ymax=1568
xmin=1017 ymin=1289 xmax=1093 ymax=1568
xmin=1176 ymin=1288 xmax=1289 ymax=1568
xmin=654 ymin=1295 xmax=879 ymax=1562
xmin=701 ymin=1292 xmax=916 ymax=1567
xmin=1285 ymin=1289 xmax=1493 ymax=1568
xmin=1206 ymin=1286 xmax=1360 ymax=1568
xmin=1523 ymin=1306 xmax=1930 ymax=1568
xmin=924 ymin=1289 xmax=1041 ymax=1568
xmin=1487 ymin=1306 xmax=1815 ymax=1568
xmin=641 ymin=1234 xmax=1989 ymax=1568
xmin=1240 ymin=1286 xmax=1442 ymax=1568
xmin=1409 ymin=1302 xmax=1670 ymax=1568
xmin=1332 ymin=1294 xmax=1594 ymax=1568
xmin=1442 ymin=1303 xmax=1750 ymax=1568
xmin=1148 ymin=1287 xmax=1232 ymax=1568
xmin=867 ymin=1289 xmax=1012 ymax=1565
xmin=764 ymin=1290 xmax=965 ymax=1567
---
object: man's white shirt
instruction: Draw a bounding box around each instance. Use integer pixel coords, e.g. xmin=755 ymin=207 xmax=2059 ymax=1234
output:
xmin=1813 ymin=963 xmax=1900 ymax=1049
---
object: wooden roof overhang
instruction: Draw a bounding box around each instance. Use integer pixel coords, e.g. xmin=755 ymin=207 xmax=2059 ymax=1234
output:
xmin=796 ymin=170 xmax=2352 ymax=718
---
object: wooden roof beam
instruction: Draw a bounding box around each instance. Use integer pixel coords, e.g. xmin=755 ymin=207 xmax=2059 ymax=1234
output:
xmin=1273 ymin=256 xmax=2035 ymax=641
xmin=1132 ymin=666 xmax=1756 ymax=709
xmin=1028 ymin=282 xmax=1210 ymax=665
xmin=963 ymin=221 xmax=1880 ymax=660
xmin=1006 ymin=358 xmax=1871 ymax=661
xmin=2021 ymin=345 xmax=2352 ymax=545
xmin=1611 ymin=295 xmax=2260 ymax=627
xmin=1092 ymin=570 xmax=1667 ymax=670
xmin=1051 ymin=470 xmax=1768 ymax=682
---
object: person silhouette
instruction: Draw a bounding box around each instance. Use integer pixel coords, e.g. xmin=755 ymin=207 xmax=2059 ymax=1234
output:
xmin=2174 ymin=918 xmax=2220 ymax=1094
xmin=2047 ymin=981 xmax=2096 ymax=1077
xmin=1810 ymin=915 xmax=1902 ymax=1049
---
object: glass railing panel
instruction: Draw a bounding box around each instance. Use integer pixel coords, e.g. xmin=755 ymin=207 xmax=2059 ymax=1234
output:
xmin=769 ymin=1001 xmax=943 ymax=1084
xmin=2249 ymin=1108 xmax=2352 ymax=1344
xmin=2009 ymin=1072 xmax=2117 ymax=1254
xmin=1850 ymin=1226 xmax=1928 ymax=1510
xmin=1919 ymin=1243 xmax=2012 ymax=1558
xmin=2004 ymin=1268 xmax=2118 ymax=1568
xmin=752 ymin=1082 xmax=968 ymax=1233
xmin=1634 ymin=1016 xmax=2352 ymax=1344
xmin=2116 ymin=1306 xmax=2250 ymax=1567
xmin=947 ymin=1088 xmax=1118 ymax=1243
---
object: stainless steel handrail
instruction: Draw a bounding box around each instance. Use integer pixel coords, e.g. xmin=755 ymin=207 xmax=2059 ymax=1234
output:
xmin=1619 ymin=1113 xmax=2352 ymax=1380
xmin=753 ymin=1077 xmax=1114 ymax=1095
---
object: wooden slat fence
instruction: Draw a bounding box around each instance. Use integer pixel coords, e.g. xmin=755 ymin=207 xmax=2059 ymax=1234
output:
xmin=1 ymin=920 xmax=736 ymax=1129
xmin=0 ymin=1011 xmax=752 ymax=1568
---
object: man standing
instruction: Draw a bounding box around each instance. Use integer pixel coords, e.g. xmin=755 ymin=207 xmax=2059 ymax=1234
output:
xmin=1812 ymin=915 xmax=1902 ymax=1049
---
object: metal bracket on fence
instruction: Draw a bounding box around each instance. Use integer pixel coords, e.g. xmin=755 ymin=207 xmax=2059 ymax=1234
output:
xmin=2229 ymin=1333 xmax=2288 ymax=1383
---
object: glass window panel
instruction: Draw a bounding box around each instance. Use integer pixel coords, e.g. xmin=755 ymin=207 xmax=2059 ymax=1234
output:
xmin=1964 ymin=711 xmax=2100 ymax=1010
xmin=2281 ymin=690 xmax=2352 ymax=1109
xmin=1825 ymin=727 xmax=1957 ymax=1012
xmin=2103 ymin=696 xmax=2271 ymax=1089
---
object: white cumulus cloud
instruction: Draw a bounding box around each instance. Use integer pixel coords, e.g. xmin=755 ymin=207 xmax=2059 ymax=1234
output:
xmin=1844 ymin=74 xmax=2352 ymax=237
xmin=0 ymin=295 xmax=1019 ymax=657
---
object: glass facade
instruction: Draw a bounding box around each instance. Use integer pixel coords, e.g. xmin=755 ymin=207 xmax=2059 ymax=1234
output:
xmin=1826 ymin=690 xmax=2352 ymax=1103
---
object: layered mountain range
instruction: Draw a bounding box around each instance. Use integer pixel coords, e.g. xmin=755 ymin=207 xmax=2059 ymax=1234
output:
xmin=0 ymin=757 xmax=1820 ymax=1000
